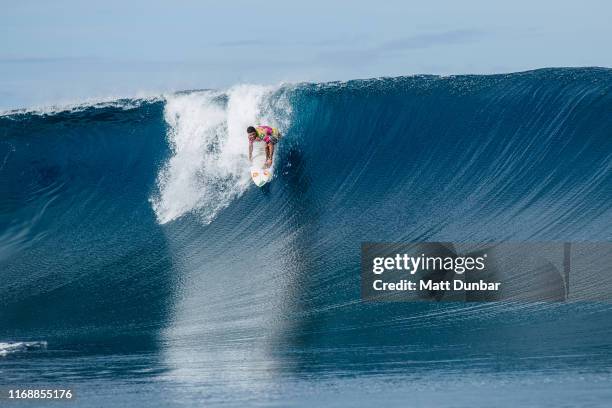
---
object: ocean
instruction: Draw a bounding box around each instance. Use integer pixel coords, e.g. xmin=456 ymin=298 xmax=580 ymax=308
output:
xmin=1 ymin=68 xmax=611 ymax=406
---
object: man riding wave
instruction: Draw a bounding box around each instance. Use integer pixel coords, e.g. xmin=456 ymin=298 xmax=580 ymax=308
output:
xmin=247 ymin=125 xmax=281 ymax=168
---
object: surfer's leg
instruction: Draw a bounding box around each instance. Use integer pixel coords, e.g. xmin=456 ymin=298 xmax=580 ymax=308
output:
xmin=265 ymin=143 xmax=274 ymax=167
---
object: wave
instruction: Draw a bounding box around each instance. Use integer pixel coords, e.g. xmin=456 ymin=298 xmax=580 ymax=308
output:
xmin=0 ymin=68 xmax=611 ymax=359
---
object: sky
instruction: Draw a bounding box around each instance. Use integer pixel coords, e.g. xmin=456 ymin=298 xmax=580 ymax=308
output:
xmin=1 ymin=0 xmax=610 ymax=109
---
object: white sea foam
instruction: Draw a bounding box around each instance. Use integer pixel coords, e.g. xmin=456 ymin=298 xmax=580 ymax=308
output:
xmin=0 ymin=341 xmax=47 ymax=356
xmin=151 ymin=84 xmax=290 ymax=224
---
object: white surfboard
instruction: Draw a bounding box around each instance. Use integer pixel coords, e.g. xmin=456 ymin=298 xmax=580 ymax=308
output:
xmin=250 ymin=141 xmax=273 ymax=187
xmin=251 ymin=167 xmax=272 ymax=187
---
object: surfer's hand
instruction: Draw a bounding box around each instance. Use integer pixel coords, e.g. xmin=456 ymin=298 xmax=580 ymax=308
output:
xmin=265 ymin=159 xmax=272 ymax=167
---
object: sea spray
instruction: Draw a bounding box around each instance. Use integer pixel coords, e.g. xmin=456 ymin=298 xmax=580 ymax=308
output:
xmin=151 ymin=85 xmax=290 ymax=224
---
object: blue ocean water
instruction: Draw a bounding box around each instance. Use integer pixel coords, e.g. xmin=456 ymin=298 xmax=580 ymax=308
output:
xmin=1 ymin=68 xmax=611 ymax=407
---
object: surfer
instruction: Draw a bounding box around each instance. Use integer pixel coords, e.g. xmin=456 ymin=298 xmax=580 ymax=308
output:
xmin=247 ymin=125 xmax=281 ymax=168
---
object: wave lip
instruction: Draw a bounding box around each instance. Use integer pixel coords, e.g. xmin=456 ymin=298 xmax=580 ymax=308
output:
xmin=0 ymin=95 xmax=165 ymax=118
xmin=0 ymin=341 xmax=48 ymax=356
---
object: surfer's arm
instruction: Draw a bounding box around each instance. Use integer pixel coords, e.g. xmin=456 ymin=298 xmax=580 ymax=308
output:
xmin=248 ymin=141 xmax=253 ymax=162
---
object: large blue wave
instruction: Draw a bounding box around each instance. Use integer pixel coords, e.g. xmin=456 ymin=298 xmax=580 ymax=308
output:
xmin=1 ymin=68 xmax=611 ymax=368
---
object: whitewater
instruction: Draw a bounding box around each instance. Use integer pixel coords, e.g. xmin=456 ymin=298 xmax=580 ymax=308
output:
xmin=1 ymin=68 xmax=611 ymax=407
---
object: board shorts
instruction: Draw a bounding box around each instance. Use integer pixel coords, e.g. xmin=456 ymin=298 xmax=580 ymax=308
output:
xmin=263 ymin=134 xmax=280 ymax=145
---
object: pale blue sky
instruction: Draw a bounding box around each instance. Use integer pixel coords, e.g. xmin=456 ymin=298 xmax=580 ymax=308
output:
xmin=1 ymin=0 xmax=610 ymax=109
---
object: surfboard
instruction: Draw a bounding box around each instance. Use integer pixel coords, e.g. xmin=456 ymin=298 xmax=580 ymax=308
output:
xmin=251 ymin=167 xmax=272 ymax=187
xmin=250 ymin=141 xmax=272 ymax=187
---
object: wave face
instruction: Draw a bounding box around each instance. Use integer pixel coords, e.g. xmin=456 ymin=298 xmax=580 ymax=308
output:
xmin=1 ymin=69 xmax=612 ymax=387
